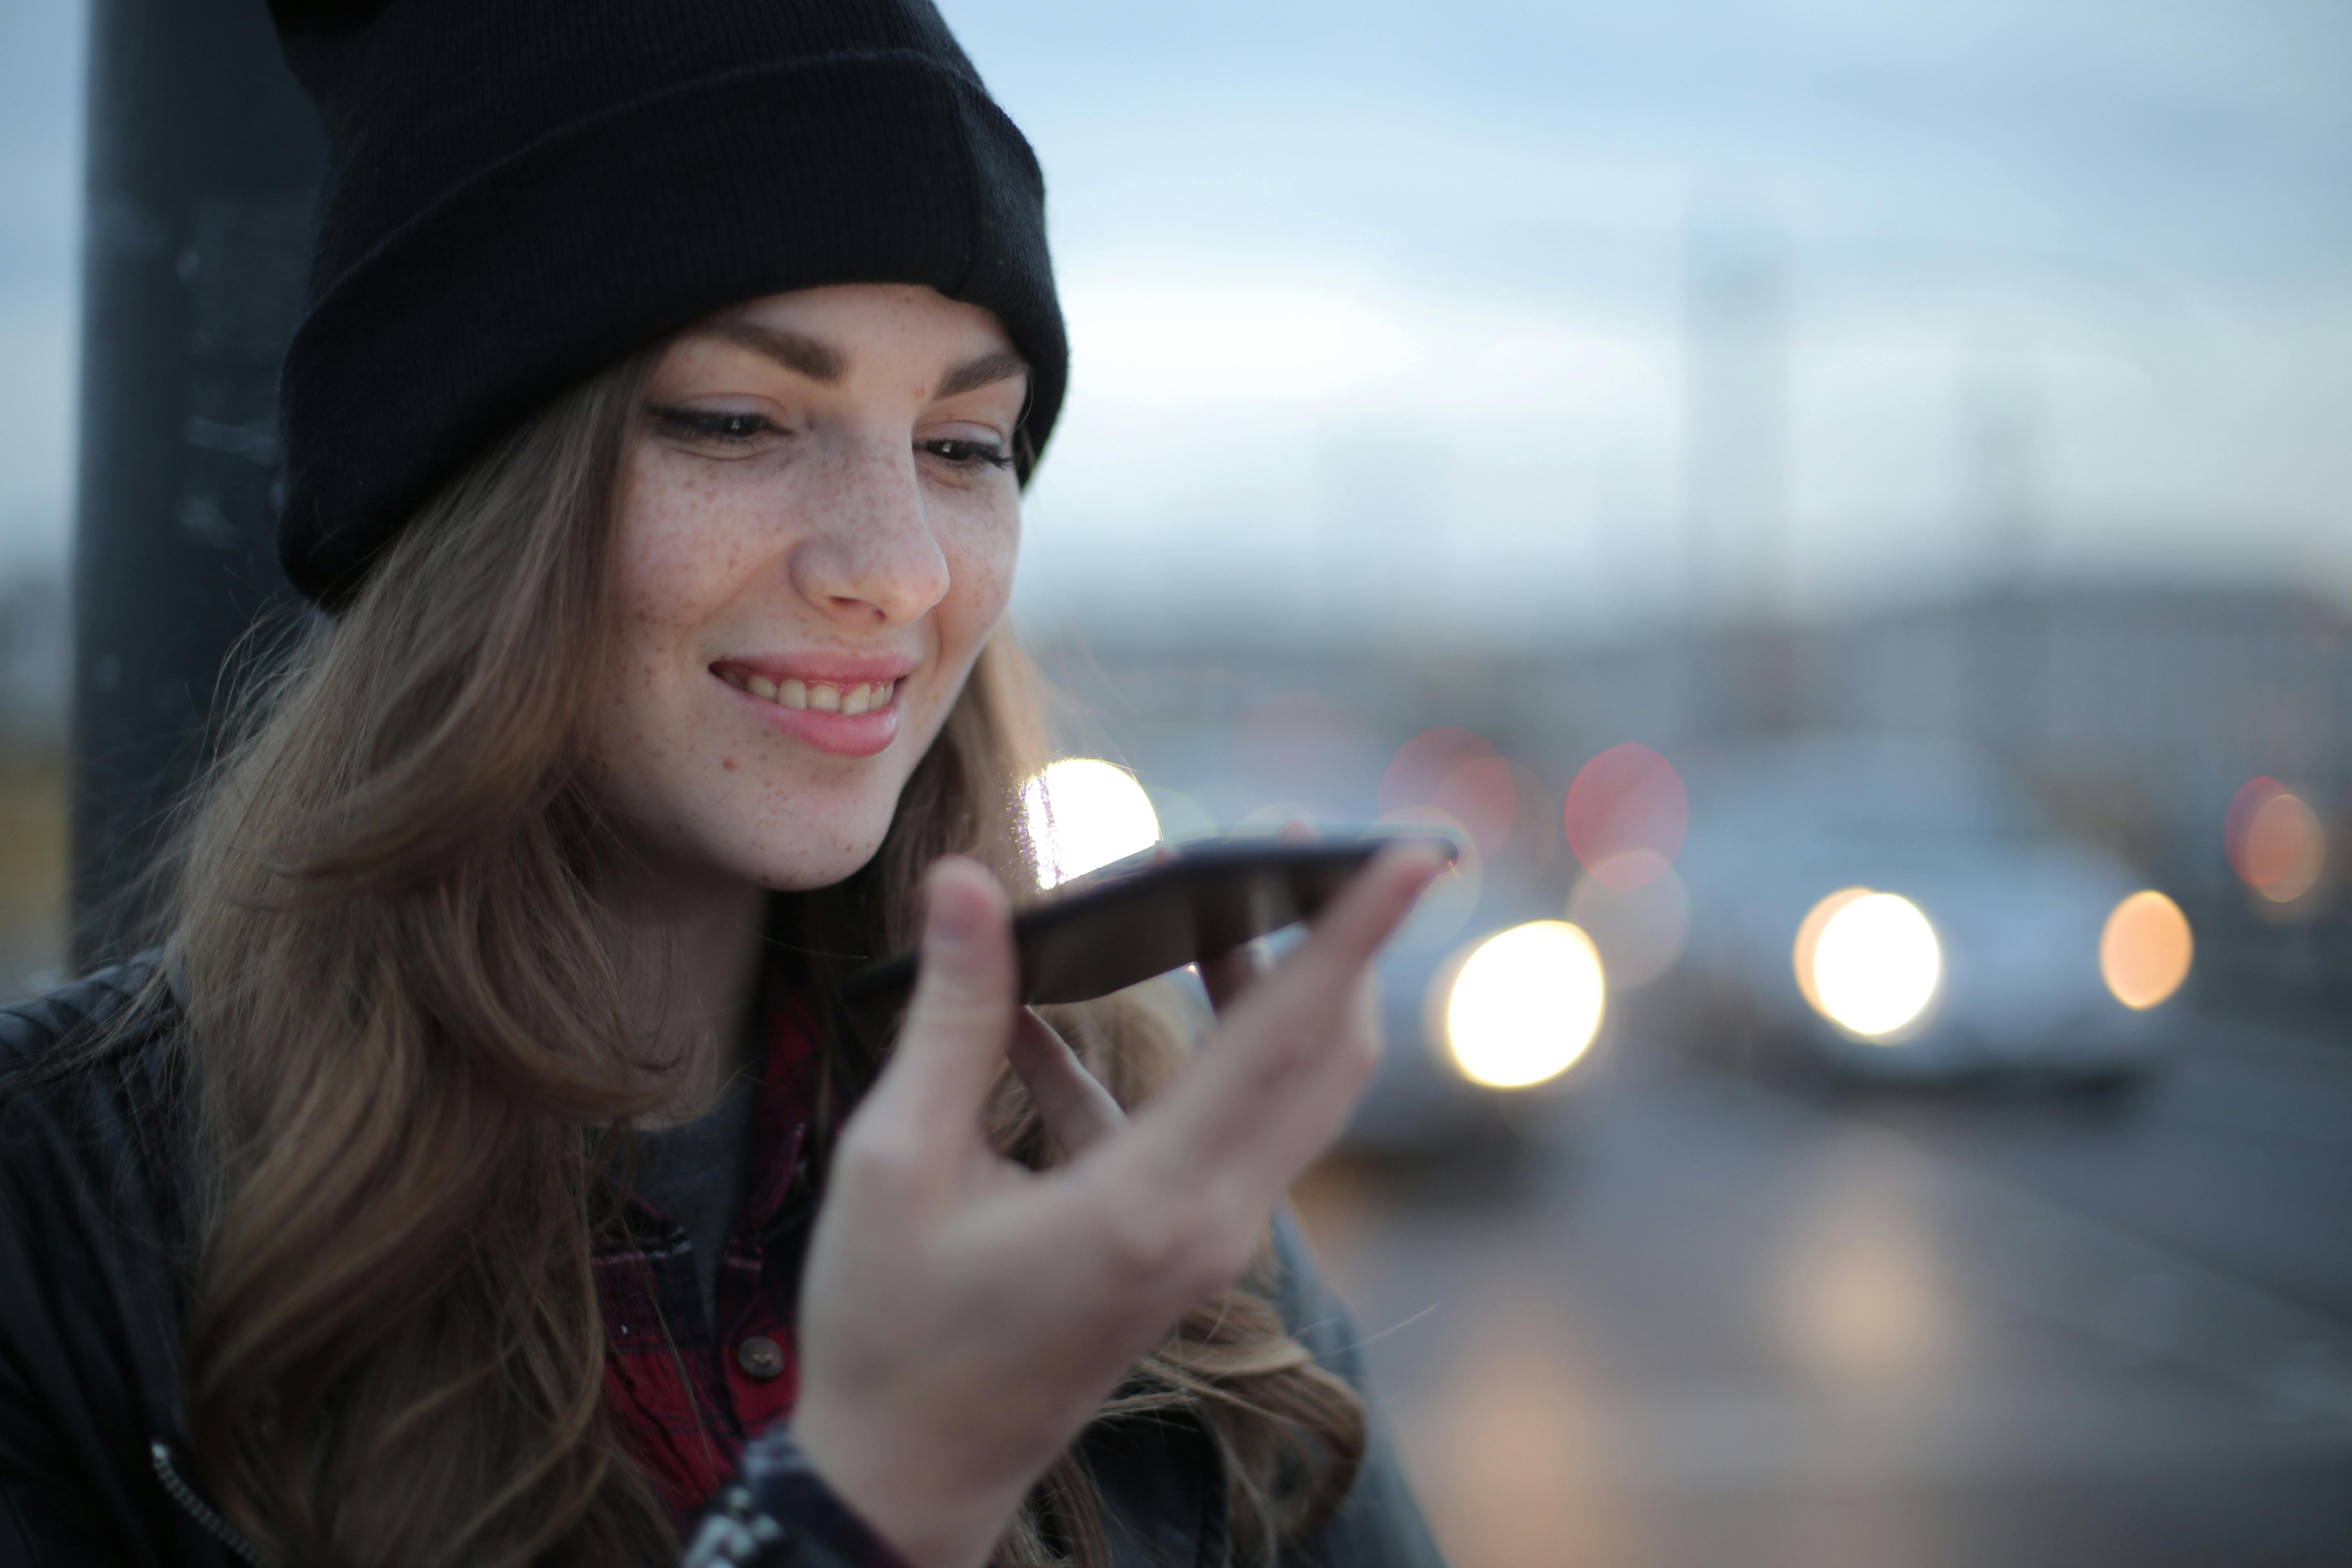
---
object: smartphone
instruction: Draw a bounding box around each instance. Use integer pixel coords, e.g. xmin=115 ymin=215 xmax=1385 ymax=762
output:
xmin=842 ymin=829 xmax=1460 ymax=1008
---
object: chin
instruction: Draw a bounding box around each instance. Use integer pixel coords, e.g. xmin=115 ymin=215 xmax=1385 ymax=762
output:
xmin=734 ymin=811 xmax=902 ymax=893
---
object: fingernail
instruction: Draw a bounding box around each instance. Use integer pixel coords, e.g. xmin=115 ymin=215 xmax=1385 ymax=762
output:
xmin=931 ymin=887 xmax=982 ymax=947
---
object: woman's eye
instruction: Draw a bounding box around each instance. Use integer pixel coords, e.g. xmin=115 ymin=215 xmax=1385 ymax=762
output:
xmin=649 ymin=405 xmax=776 ymax=449
xmin=922 ymin=437 xmax=1013 ymax=470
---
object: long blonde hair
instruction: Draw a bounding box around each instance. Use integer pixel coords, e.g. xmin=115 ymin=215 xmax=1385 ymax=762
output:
xmin=170 ymin=352 xmax=1365 ymax=1568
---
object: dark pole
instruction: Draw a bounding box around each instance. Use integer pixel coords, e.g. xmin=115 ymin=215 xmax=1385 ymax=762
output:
xmin=72 ymin=0 xmax=322 ymax=969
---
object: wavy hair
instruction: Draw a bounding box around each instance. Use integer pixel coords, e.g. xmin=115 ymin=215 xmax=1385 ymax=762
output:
xmin=170 ymin=351 xmax=1365 ymax=1568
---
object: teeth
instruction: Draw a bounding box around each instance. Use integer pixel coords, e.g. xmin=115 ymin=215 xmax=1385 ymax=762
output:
xmin=723 ymin=670 xmax=896 ymax=713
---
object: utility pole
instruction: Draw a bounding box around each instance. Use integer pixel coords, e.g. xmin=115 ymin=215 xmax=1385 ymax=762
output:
xmin=1682 ymin=200 xmax=1791 ymax=626
xmin=1682 ymin=195 xmax=1795 ymax=739
xmin=71 ymin=0 xmax=322 ymax=969
xmin=1960 ymin=346 xmax=2043 ymax=590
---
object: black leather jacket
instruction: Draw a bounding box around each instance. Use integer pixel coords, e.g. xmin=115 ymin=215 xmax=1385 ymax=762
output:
xmin=0 ymin=963 xmax=1446 ymax=1568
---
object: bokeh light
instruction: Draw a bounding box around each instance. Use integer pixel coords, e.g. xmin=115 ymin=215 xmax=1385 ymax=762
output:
xmin=1022 ymin=758 xmax=1162 ymax=888
xmin=1145 ymin=785 xmax=1215 ymax=844
xmin=1503 ymin=761 xmax=1561 ymax=871
xmin=2100 ymin=890 xmax=2193 ymax=1010
xmin=1382 ymin=728 xmax=1515 ymax=858
xmin=1565 ymin=853 xmax=1689 ymax=989
xmin=1564 ymin=744 xmax=1688 ymax=889
xmin=2225 ymin=776 xmax=2325 ymax=904
xmin=1441 ymin=920 xmax=1606 ymax=1089
xmin=1802 ymin=891 xmax=1941 ymax=1041
xmin=1380 ymin=727 xmax=1495 ymax=810
xmin=1791 ymin=886 xmax=1872 ymax=1016
xmin=1435 ymin=755 xmax=1517 ymax=860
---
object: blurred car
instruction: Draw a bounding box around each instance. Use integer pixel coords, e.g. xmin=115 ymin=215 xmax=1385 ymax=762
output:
xmin=1670 ymin=736 xmax=2187 ymax=1086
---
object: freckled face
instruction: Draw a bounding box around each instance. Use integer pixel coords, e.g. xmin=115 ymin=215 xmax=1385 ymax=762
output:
xmin=584 ymin=284 xmax=1027 ymax=892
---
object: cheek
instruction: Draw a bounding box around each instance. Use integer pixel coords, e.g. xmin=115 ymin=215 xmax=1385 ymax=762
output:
xmin=935 ymin=500 xmax=1020 ymax=649
xmin=612 ymin=469 xmax=746 ymax=634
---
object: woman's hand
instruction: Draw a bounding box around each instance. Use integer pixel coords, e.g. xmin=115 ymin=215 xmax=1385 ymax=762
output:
xmin=788 ymin=844 xmax=1443 ymax=1568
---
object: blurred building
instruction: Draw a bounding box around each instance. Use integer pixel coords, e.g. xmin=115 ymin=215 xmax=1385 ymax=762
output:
xmin=1043 ymin=582 xmax=2347 ymax=791
xmin=1031 ymin=578 xmax=2352 ymax=1012
xmin=1827 ymin=584 xmax=2352 ymax=868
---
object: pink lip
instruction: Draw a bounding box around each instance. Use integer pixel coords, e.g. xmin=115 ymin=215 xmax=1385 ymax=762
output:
xmin=710 ymin=658 xmax=913 ymax=760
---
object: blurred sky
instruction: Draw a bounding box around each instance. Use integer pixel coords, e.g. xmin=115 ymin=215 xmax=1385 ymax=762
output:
xmin=2 ymin=0 xmax=2348 ymax=638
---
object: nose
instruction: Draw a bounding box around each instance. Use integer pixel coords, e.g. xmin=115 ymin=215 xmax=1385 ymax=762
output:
xmin=787 ymin=436 xmax=952 ymax=627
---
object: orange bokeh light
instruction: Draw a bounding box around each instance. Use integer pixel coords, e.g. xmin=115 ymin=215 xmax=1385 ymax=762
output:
xmin=2225 ymin=776 xmax=2326 ymax=904
xmin=1793 ymin=886 xmax=1873 ymax=1015
xmin=1564 ymin=744 xmax=1688 ymax=889
xmin=2100 ymin=891 xmax=2193 ymax=1010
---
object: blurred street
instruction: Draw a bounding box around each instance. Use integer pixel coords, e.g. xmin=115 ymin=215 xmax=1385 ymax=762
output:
xmin=4 ymin=1 xmax=2352 ymax=1562
xmin=1297 ymin=1014 xmax=2352 ymax=1568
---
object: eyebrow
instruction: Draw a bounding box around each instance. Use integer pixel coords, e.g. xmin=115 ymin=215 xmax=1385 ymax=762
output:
xmin=705 ymin=322 xmax=1027 ymax=403
xmin=935 ymin=349 xmax=1029 ymax=400
xmin=713 ymin=321 xmax=844 ymax=383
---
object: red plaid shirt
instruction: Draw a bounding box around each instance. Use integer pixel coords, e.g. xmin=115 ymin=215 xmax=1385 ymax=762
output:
xmin=597 ymin=975 xmax=840 ymax=1532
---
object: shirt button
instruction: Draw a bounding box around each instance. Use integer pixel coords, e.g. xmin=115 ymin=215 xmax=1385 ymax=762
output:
xmin=737 ymin=1335 xmax=786 ymax=1380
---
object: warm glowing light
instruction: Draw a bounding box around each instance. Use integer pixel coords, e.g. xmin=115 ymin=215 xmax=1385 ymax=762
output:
xmin=1441 ymin=921 xmax=1605 ymax=1089
xmin=1564 ymin=744 xmax=1688 ymax=888
xmin=1022 ymin=759 xmax=1161 ymax=888
xmin=1566 ymin=854 xmax=1689 ymax=989
xmin=2225 ymin=776 xmax=2284 ymax=879
xmin=2227 ymin=777 xmax=2325 ymax=904
xmin=1777 ymin=1176 xmax=1958 ymax=1384
xmin=2100 ymin=891 xmax=2193 ymax=1009
xmin=1804 ymin=893 xmax=1941 ymax=1041
xmin=1792 ymin=887 xmax=1873 ymax=1015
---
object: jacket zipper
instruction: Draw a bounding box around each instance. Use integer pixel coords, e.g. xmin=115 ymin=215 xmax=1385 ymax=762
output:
xmin=149 ymin=1439 xmax=264 ymax=1565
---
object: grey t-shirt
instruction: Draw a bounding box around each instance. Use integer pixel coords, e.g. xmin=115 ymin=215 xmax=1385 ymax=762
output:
xmin=634 ymin=1067 xmax=763 ymax=1328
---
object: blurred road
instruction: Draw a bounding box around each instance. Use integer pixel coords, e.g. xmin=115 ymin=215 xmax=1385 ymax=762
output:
xmin=1296 ymin=1016 xmax=2352 ymax=1568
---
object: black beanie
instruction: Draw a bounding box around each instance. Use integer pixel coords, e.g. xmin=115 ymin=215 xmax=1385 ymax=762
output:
xmin=266 ymin=0 xmax=1067 ymax=609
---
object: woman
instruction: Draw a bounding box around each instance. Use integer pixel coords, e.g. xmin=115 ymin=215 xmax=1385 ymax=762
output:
xmin=0 ymin=3 xmax=1448 ymax=1567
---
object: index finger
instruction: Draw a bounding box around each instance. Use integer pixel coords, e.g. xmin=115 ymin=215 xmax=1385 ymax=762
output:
xmin=1119 ymin=843 xmax=1443 ymax=1179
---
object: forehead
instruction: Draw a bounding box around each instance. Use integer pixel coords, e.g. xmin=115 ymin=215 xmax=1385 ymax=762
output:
xmin=697 ymin=283 xmax=1018 ymax=369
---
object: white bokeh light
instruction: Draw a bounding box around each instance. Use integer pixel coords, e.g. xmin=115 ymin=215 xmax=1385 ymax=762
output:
xmin=1022 ymin=759 xmax=1162 ymax=888
xmin=1805 ymin=892 xmax=1942 ymax=1041
xmin=1441 ymin=920 xmax=1605 ymax=1090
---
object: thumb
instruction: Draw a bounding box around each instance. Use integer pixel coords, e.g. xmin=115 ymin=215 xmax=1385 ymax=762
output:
xmin=866 ymin=856 xmax=1021 ymax=1141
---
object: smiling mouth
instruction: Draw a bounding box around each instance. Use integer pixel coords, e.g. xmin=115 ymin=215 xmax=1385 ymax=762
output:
xmin=715 ymin=668 xmax=898 ymax=716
